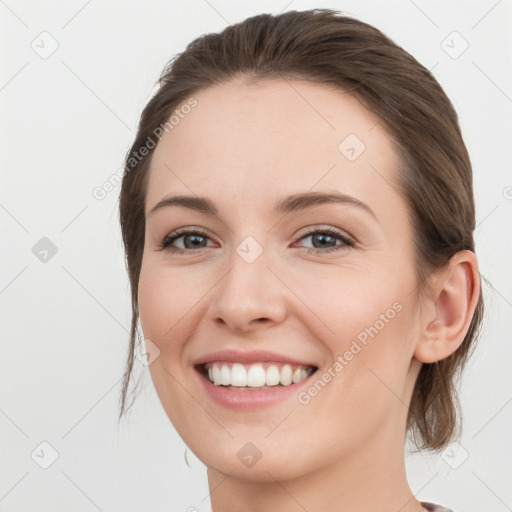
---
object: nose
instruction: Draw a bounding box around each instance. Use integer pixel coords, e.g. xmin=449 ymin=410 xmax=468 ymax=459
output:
xmin=208 ymin=243 xmax=288 ymax=334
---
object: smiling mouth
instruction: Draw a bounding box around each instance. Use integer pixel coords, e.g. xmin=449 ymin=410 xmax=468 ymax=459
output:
xmin=196 ymin=362 xmax=319 ymax=390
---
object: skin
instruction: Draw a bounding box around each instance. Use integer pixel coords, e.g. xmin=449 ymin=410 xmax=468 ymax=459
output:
xmin=138 ymin=78 xmax=480 ymax=512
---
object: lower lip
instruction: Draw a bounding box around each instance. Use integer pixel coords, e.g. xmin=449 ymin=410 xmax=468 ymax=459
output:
xmin=194 ymin=366 xmax=318 ymax=410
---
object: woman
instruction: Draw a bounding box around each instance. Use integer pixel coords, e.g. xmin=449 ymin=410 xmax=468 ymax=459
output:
xmin=118 ymin=9 xmax=483 ymax=512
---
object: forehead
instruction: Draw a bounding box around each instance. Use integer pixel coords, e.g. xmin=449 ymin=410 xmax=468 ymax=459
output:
xmin=146 ymin=78 xmax=402 ymax=216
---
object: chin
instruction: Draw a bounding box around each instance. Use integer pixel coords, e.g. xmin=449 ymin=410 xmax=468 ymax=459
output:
xmin=195 ymin=437 xmax=317 ymax=483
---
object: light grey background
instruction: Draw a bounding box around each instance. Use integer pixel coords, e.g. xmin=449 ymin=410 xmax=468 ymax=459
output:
xmin=1 ymin=1 xmax=511 ymax=511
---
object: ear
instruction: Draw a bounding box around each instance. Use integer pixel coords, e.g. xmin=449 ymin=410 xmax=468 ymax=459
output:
xmin=413 ymin=250 xmax=481 ymax=364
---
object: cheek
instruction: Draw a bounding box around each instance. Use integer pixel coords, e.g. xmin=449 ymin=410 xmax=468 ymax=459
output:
xmin=296 ymin=265 xmax=415 ymax=397
xmin=138 ymin=264 xmax=202 ymax=343
xmin=138 ymin=267 xmax=170 ymax=340
xmin=294 ymin=265 xmax=405 ymax=347
xmin=137 ymin=264 xmax=206 ymax=431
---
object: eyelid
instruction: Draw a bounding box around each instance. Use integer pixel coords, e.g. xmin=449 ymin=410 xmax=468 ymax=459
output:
xmin=159 ymin=226 xmax=217 ymax=248
xmin=293 ymin=226 xmax=355 ymax=252
xmin=158 ymin=224 xmax=356 ymax=255
xmin=295 ymin=224 xmax=353 ymax=240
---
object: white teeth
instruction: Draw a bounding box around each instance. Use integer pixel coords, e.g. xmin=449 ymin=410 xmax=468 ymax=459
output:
xmin=231 ymin=363 xmax=247 ymax=386
xmin=265 ymin=365 xmax=280 ymax=386
xmin=247 ymin=365 xmax=267 ymax=387
xmin=280 ymin=364 xmax=293 ymax=386
xmin=220 ymin=364 xmax=231 ymax=385
xmin=204 ymin=362 xmax=314 ymax=388
xmin=212 ymin=365 xmax=222 ymax=385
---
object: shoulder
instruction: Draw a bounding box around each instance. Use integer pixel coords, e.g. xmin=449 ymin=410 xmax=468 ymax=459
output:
xmin=421 ymin=501 xmax=456 ymax=512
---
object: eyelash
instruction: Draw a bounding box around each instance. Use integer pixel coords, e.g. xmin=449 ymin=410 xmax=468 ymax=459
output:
xmin=157 ymin=226 xmax=355 ymax=256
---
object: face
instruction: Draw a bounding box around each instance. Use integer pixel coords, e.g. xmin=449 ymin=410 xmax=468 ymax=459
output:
xmin=138 ymin=78 xmax=424 ymax=481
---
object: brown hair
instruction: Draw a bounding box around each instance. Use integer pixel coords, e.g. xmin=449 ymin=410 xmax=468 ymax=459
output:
xmin=118 ymin=8 xmax=485 ymax=453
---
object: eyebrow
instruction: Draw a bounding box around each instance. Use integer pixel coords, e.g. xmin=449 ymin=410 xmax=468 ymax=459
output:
xmin=147 ymin=191 xmax=377 ymax=221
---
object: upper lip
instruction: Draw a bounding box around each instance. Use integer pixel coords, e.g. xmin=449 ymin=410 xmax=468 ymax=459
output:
xmin=192 ymin=349 xmax=319 ymax=368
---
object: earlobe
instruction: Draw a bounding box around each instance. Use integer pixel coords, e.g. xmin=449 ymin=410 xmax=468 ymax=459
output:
xmin=413 ymin=250 xmax=480 ymax=364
